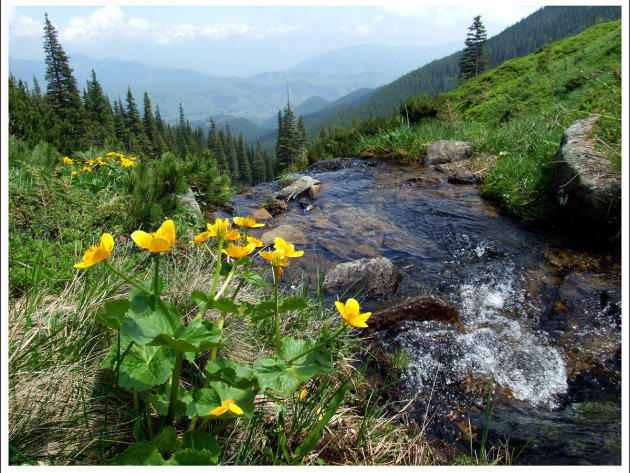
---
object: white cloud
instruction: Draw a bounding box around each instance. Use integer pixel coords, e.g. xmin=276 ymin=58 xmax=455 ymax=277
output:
xmin=355 ymin=24 xmax=370 ymax=36
xmin=63 ymin=6 xmax=125 ymax=41
xmin=201 ymin=23 xmax=249 ymax=39
xmin=8 ymin=7 xmax=43 ymax=37
xmin=264 ymin=25 xmax=300 ymax=35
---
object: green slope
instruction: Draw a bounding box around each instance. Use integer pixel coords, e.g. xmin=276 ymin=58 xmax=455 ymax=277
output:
xmin=302 ymin=5 xmax=621 ymax=133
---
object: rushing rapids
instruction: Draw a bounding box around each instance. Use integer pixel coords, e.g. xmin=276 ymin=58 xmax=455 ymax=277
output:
xmin=224 ymin=157 xmax=621 ymax=465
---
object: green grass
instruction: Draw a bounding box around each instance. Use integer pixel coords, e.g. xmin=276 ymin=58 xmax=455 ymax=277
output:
xmin=352 ymin=20 xmax=621 ymax=224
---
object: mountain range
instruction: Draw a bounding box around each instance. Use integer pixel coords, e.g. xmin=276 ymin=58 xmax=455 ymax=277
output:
xmin=9 ymin=43 xmax=456 ymax=125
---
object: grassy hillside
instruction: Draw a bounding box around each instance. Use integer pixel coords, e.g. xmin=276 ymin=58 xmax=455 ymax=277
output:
xmin=353 ymin=20 xmax=621 ymax=223
xmin=302 ymin=5 xmax=621 ymax=134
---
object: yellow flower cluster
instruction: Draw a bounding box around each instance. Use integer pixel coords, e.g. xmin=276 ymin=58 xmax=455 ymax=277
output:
xmin=63 ymin=151 xmax=138 ymax=175
xmin=76 ymin=217 xmax=371 ymax=328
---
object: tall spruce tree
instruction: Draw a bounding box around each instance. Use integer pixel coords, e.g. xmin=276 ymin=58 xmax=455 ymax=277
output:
xmin=458 ymin=15 xmax=490 ymax=83
xmin=84 ymin=69 xmax=115 ymax=146
xmin=275 ymin=100 xmax=300 ymax=172
xmin=42 ymin=13 xmax=86 ymax=148
xmin=142 ymin=92 xmax=165 ymax=158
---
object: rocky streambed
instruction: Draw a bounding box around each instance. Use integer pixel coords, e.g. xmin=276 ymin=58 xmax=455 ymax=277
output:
xmin=219 ymin=156 xmax=621 ymax=465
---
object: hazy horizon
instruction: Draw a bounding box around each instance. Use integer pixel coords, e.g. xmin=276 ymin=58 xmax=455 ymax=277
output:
xmin=6 ymin=2 xmax=542 ymax=77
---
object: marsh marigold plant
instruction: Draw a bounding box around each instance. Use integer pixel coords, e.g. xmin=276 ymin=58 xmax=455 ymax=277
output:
xmin=74 ymin=215 xmax=369 ymax=465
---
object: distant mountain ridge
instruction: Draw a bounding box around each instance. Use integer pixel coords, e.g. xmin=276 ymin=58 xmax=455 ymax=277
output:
xmin=9 ymin=42 xmax=453 ymax=125
xmin=300 ymin=5 xmax=623 ymax=134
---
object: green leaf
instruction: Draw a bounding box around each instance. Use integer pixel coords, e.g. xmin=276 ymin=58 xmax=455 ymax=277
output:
xmin=149 ymin=426 xmax=181 ymax=456
xmin=182 ymin=431 xmax=221 ymax=457
xmin=245 ymin=297 xmax=308 ymax=322
xmin=278 ymin=296 xmax=308 ymax=313
xmin=209 ymin=381 xmax=256 ymax=419
xmin=219 ymin=261 xmax=234 ymax=277
xmin=245 ymin=300 xmax=276 ymax=322
xmin=206 ymin=357 xmax=258 ymax=390
xmin=95 ymin=299 xmax=129 ymax=331
xmin=253 ymin=339 xmax=334 ymax=397
xmin=186 ymin=387 xmax=222 ymax=418
xmin=211 ymin=297 xmax=244 ymax=314
xmin=293 ymin=379 xmax=351 ymax=462
xmin=253 ymin=356 xmax=302 ymax=396
xmin=282 ymin=337 xmax=334 ymax=381
xmin=148 ymin=319 xmax=223 ymax=353
xmin=120 ymin=299 xmax=180 ymax=345
xmin=100 ymin=335 xmax=134 ymax=370
xmin=102 ymin=442 xmax=165 ymax=465
xmin=147 ymin=384 xmax=191 ymax=417
xmin=165 ymin=448 xmax=219 ymax=465
xmin=190 ymin=290 xmax=209 ymax=308
xmin=117 ymin=344 xmax=176 ymax=391
xmin=243 ymin=271 xmax=272 ymax=288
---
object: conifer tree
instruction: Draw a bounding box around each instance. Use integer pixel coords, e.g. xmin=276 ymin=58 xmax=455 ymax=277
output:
xmin=84 ymin=69 xmax=115 ymax=146
xmin=224 ymin=124 xmax=239 ymax=181
xmin=112 ymin=97 xmax=126 ymax=143
xmin=125 ymin=87 xmax=148 ymax=154
xmin=143 ymin=92 xmax=165 ymax=158
xmin=42 ymin=13 xmax=86 ymax=148
xmin=236 ymin=134 xmax=252 ymax=186
xmin=208 ymin=118 xmax=228 ymax=171
xmin=175 ymin=103 xmax=191 ymax=157
xmin=252 ymin=141 xmax=267 ymax=185
xmin=458 ymin=15 xmax=490 ymax=82
xmin=275 ymin=100 xmax=300 ymax=172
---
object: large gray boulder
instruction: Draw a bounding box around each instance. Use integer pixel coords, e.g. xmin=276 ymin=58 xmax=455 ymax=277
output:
xmin=424 ymin=140 xmax=473 ymax=166
xmin=275 ymin=176 xmax=321 ymax=200
xmin=554 ymin=117 xmax=621 ymax=241
xmin=176 ymin=186 xmax=202 ymax=216
xmin=323 ymin=257 xmax=401 ymax=299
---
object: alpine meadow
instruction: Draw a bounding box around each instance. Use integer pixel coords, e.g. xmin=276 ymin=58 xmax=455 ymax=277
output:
xmin=6 ymin=4 xmax=624 ymax=467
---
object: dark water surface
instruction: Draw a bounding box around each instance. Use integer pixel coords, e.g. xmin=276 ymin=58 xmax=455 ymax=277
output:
xmin=226 ymin=158 xmax=621 ymax=465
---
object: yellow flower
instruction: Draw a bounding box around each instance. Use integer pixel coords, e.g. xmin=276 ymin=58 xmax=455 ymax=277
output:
xmin=71 ymin=171 xmax=78 ymax=175
xmin=193 ymin=231 xmax=211 ymax=244
xmin=260 ymin=248 xmax=290 ymax=277
xmin=86 ymin=159 xmax=96 ymax=166
xmin=74 ymin=233 xmax=114 ymax=268
xmin=335 ymin=298 xmax=371 ymax=328
xmin=106 ymin=151 xmax=124 ymax=158
xmin=97 ymin=157 xmax=108 ymax=166
xmin=207 ymin=218 xmax=241 ymax=240
xmin=131 ymin=219 xmax=176 ymax=252
xmin=63 ymin=157 xmax=74 ymax=165
xmin=273 ymin=237 xmax=303 ymax=258
xmin=223 ymin=242 xmax=256 ymax=260
xmin=120 ymin=157 xmax=134 ymax=167
xmin=246 ymin=236 xmax=263 ymax=248
xmin=233 ymin=216 xmax=265 ymax=228
xmin=81 ymin=166 xmax=92 ymax=172
xmin=208 ymin=399 xmax=243 ymax=416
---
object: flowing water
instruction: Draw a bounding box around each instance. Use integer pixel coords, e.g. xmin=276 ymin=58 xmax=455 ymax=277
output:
xmin=225 ymin=158 xmax=621 ymax=465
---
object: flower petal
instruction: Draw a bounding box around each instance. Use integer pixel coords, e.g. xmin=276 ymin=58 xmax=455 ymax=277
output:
xmin=148 ymin=237 xmax=172 ymax=252
xmin=100 ymin=233 xmax=114 ymax=252
xmin=156 ymin=220 xmax=175 ymax=245
xmin=131 ymin=231 xmax=152 ymax=249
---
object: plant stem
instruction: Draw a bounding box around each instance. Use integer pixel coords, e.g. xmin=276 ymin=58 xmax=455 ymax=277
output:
xmin=273 ymin=266 xmax=283 ymax=357
xmin=166 ymin=351 xmax=184 ymax=426
xmin=286 ymin=325 xmax=346 ymax=365
xmin=153 ymin=252 xmax=160 ymax=294
xmin=103 ymin=260 xmax=152 ymax=296
xmin=145 ymin=392 xmax=154 ymax=441
xmin=209 ymin=238 xmax=224 ymax=298
xmin=133 ymin=388 xmax=139 ymax=416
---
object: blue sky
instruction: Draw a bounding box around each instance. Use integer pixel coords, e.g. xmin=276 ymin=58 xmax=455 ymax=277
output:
xmin=5 ymin=1 xmax=545 ymax=76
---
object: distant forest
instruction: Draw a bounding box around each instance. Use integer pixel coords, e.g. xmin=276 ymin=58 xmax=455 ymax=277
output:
xmin=301 ymin=5 xmax=622 ymax=134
